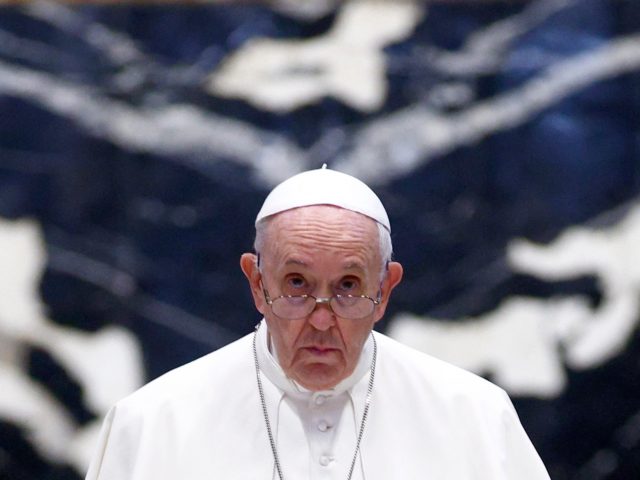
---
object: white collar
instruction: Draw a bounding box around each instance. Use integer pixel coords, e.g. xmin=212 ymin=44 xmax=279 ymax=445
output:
xmin=255 ymin=319 xmax=374 ymax=399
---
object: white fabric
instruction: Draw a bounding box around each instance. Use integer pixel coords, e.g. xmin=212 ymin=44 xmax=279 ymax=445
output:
xmin=85 ymin=322 xmax=551 ymax=480
xmin=255 ymin=321 xmax=372 ymax=479
xmin=255 ymin=166 xmax=391 ymax=231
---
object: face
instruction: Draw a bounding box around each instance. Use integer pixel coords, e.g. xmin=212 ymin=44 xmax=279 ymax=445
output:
xmin=241 ymin=205 xmax=402 ymax=391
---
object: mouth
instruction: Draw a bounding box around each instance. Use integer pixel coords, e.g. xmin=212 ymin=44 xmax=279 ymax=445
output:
xmin=304 ymin=346 xmax=338 ymax=356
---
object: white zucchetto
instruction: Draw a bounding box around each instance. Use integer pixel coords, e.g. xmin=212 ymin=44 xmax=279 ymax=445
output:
xmin=255 ymin=165 xmax=390 ymax=231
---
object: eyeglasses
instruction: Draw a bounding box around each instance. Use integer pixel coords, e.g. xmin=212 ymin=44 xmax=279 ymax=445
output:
xmin=262 ymin=288 xmax=381 ymax=320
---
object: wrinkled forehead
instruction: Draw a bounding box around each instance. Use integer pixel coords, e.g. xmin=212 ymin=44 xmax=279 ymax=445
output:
xmin=260 ymin=205 xmax=381 ymax=268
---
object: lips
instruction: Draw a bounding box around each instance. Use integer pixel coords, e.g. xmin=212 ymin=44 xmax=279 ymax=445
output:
xmin=304 ymin=346 xmax=338 ymax=356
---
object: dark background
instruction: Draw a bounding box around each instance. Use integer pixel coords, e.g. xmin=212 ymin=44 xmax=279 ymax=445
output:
xmin=0 ymin=1 xmax=638 ymax=479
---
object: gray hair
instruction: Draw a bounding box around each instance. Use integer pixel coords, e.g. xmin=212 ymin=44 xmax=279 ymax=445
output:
xmin=254 ymin=216 xmax=393 ymax=280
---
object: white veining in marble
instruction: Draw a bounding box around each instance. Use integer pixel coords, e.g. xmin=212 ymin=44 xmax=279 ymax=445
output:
xmin=0 ymin=59 xmax=308 ymax=185
xmin=335 ymin=33 xmax=640 ymax=184
xmin=0 ymin=1 xmax=637 ymax=188
xmin=509 ymin=204 xmax=640 ymax=370
xmin=208 ymin=1 xmax=424 ymax=112
xmin=0 ymin=218 xmax=144 ymax=472
xmin=25 ymin=1 xmax=146 ymax=66
xmin=425 ymin=0 xmax=579 ymax=76
xmin=389 ymin=202 xmax=640 ymax=398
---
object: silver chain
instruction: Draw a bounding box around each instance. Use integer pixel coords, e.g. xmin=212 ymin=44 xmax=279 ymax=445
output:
xmin=253 ymin=324 xmax=377 ymax=480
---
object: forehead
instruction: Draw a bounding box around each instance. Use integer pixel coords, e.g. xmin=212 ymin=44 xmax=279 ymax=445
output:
xmin=262 ymin=205 xmax=380 ymax=271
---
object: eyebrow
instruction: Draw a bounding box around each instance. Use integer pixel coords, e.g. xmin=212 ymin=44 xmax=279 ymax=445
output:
xmin=282 ymin=258 xmax=366 ymax=272
xmin=343 ymin=261 xmax=366 ymax=272
xmin=284 ymin=258 xmax=308 ymax=267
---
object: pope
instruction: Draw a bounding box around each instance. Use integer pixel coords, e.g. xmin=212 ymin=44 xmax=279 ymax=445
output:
xmin=86 ymin=166 xmax=551 ymax=479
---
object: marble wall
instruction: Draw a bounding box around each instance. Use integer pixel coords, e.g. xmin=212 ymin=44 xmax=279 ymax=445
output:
xmin=0 ymin=1 xmax=638 ymax=478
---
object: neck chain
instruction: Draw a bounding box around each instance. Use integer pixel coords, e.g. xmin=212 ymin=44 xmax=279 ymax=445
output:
xmin=252 ymin=324 xmax=377 ymax=480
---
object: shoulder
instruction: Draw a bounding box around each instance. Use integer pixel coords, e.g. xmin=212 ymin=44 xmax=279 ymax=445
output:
xmin=369 ymin=333 xmax=550 ymax=479
xmin=114 ymin=332 xmax=254 ymax=417
xmin=374 ymin=331 xmax=508 ymax=402
xmin=86 ymin=332 xmax=267 ymax=478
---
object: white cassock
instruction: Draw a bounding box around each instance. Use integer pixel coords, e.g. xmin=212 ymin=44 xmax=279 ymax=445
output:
xmin=86 ymin=320 xmax=551 ymax=480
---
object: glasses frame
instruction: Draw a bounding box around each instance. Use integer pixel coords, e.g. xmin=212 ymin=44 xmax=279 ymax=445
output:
xmin=262 ymin=287 xmax=382 ymax=320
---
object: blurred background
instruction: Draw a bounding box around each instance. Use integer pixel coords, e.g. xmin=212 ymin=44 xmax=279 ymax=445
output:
xmin=0 ymin=0 xmax=639 ymax=479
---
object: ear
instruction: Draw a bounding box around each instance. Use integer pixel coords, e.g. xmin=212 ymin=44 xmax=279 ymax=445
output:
xmin=374 ymin=261 xmax=403 ymax=323
xmin=240 ymin=253 xmax=267 ymax=314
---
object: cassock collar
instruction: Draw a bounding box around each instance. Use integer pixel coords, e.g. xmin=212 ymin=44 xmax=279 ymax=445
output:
xmin=255 ymin=319 xmax=374 ymax=400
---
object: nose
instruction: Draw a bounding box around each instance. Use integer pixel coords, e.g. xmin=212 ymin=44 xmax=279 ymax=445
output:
xmin=307 ymin=298 xmax=336 ymax=331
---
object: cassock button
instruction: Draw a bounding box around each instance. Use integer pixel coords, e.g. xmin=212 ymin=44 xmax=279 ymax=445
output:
xmin=317 ymin=420 xmax=330 ymax=432
xmin=319 ymin=455 xmax=332 ymax=466
xmin=314 ymin=395 xmax=327 ymax=406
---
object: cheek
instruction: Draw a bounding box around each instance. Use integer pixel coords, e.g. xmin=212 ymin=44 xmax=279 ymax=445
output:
xmin=267 ymin=318 xmax=304 ymax=354
xmin=341 ymin=320 xmax=375 ymax=351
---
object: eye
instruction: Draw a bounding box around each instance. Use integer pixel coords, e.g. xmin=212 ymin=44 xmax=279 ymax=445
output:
xmin=336 ymin=277 xmax=360 ymax=293
xmin=284 ymin=275 xmax=307 ymax=292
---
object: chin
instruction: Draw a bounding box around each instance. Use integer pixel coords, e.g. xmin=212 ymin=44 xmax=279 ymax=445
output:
xmin=300 ymin=379 xmax=341 ymax=392
xmin=294 ymin=363 xmax=345 ymax=391
xmin=287 ymin=349 xmax=353 ymax=390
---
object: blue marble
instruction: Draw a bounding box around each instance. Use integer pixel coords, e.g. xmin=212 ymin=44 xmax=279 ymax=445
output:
xmin=0 ymin=1 xmax=638 ymax=479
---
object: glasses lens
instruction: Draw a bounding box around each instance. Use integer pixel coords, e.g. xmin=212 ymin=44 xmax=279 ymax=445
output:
xmin=271 ymin=296 xmax=314 ymax=319
xmin=332 ymin=296 xmax=374 ymax=319
xmin=270 ymin=295 xmax=375 ymax=319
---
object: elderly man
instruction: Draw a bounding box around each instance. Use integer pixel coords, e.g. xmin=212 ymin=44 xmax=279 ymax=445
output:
xmin=86 ymin=167 xmax=550 ymax=480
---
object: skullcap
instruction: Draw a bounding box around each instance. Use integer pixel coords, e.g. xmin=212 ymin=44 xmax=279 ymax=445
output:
xmin=255 ymin=165 xmax=390 ymax=231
